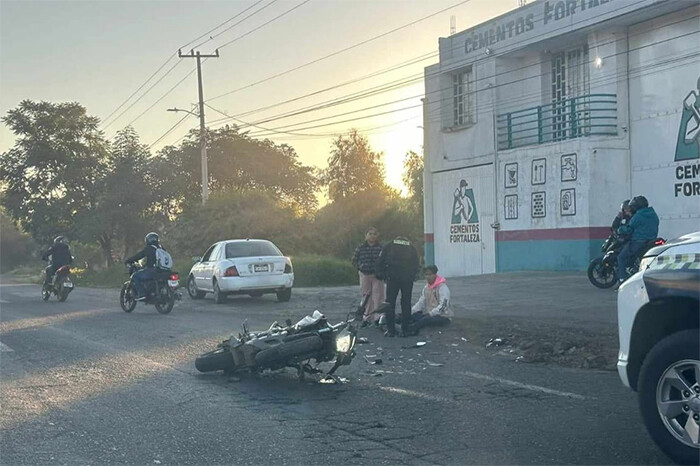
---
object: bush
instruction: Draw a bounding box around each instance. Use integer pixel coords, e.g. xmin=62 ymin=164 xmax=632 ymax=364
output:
xmin=291 ymin=254 xmax=358 ymax=287
xmin=0 ymin=212 xmax=39 ymax=272
xmin=71 ymin=256 xmax=193 ymax=288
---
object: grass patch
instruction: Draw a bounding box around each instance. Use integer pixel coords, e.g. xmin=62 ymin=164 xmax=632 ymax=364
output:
xmin=291 ymin=255 xmax=357 ymax=287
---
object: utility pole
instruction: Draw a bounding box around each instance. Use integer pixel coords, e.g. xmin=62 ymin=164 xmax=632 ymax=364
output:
xmin=178 ymin=48 xmax=220 ymax=204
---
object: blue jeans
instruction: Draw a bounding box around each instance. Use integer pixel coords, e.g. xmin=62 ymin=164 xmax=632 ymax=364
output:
xmin=617 ymin=240 xmax=645 ymax=281
xmin=411 ymin=311 xmax=451 ymax=330
xmin=132 ymin=268 xmax=156 ymax=297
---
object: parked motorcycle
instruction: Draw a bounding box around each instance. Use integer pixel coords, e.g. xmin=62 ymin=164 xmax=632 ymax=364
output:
xmin=195 ymin=296 xmax=369 ymax=381
xmin=42 ymin=264 xmax=74 ymax=302
xmin=587 ymin=233 xmax=666 ymax=288
xmin=120 ymin=263 xmax=181 ymax=314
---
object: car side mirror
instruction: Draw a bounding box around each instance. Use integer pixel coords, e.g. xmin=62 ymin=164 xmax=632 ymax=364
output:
xmin=192 ymin=256 xmax=202 ymax=264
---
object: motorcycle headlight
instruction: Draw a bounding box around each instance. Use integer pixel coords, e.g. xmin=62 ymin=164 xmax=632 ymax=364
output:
xmin=639 ymin=256 xmax=656 ymax=271
xmin=335 ymin=330 xmax=353 ymax=354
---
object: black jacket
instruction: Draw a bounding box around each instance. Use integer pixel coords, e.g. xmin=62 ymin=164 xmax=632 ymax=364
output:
xmin=352 ymin=241 xmax=383 ymax=275
xmin=42 ymin=243 xmax=73 ymax=267
xmin=126 ymin=244 xmax=160 ymax=268
xmin=375 ymin=238 xmax=420 ymax=282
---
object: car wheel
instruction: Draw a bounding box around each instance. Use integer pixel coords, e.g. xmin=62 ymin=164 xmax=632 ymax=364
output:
xmin=638 ymin=329 xmax=700 ymax=465
xmin=187 ymin=275 xmax=205 ymax=299
xmin=213 ymin=280 xmax=226 ymax=304
xmin=276 ymin=288 xmax=292 ymax=303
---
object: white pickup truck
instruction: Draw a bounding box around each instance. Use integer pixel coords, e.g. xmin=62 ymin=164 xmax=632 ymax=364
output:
xmin=617 ymin=231 xmax=700 ymax=464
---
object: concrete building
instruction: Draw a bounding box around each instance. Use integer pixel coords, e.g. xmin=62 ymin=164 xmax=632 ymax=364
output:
xmin=422 ymin=0 xmax=700 ymax=276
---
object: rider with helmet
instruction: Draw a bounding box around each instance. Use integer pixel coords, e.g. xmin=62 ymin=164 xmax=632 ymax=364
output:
xmin=42 ymin=236 xmax=73 ymax=286
xmin=124 ymin=232 xmax=164 ymax=301
xmin=611 ymin=199 xmax=633 ymax=233
xmin=616 ymin=196 xmax=660 ymax=283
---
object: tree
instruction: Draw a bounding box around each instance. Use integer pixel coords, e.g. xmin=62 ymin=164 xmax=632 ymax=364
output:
xmin=73 ymin=127 xmax=155 ymax=265
xmin=322 ymin=129 xmax=391 ymax=202
xmin=402 ymin=150 xmax=423 ymax=203
xmin=0 ymin=100 xmax=107 ymax=245
xmin=154 ymin=126 xmax=319 ymax=214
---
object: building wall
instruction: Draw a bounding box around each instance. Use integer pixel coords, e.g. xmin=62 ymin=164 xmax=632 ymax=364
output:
xmin=424 ymin=1 xmax=700 ymax=275
xmin=628 ymin=7 xmax=700 ymax=239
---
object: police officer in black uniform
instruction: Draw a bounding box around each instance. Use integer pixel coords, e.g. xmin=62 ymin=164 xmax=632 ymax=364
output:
xmin=375 ymin=236 xmax=420 ymax=337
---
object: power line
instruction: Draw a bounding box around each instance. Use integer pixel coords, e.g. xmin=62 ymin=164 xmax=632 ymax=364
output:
xmin=216 ymin=0 xmax=312 ymax=50
xmin=240 ymin=15 xmax=699 ymax=136
xmin=206 ymin=0 xmax=476 ymax=102
xmin=187 ymin=0 xmax=273 ymax=50
xmin=207 ymin=0 xmax=654 ymax=129
xmin=148 ymin=112 xmax=192 ymax=149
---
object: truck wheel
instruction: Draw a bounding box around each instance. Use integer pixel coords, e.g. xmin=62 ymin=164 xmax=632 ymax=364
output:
xmin=638 ymin=329 xmax=700 ymax=465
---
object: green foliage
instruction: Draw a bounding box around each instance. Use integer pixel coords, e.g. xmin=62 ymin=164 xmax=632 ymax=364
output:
xmin=0 ymin=100 xmax=108 ymax=244
xmin=291 ymin=255 xmax=358 ymax=287
xmin=0 ymin=210 xmax=39 ymax=272
xmin=402 ymin=150 xmax=424 ymax=203
xmin=154 ymin=126 xmax=319 ymax=215
xmin=164 ymin=190 xmax=313 ymax=258
xmin=321 ymin=129 xmax=392 ymax=202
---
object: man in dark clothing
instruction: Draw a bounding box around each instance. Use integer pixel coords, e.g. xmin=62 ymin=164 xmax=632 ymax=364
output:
xmin=42 ymin=236 xmax=73 ymax=286
xmin=375 ymin=236 xmax=420 ymax=337
xmin=125 ymin=232 xmax=161 ymax=300
xmin=616 ymin=196 xmax=660 ymax=283
xmin=611 ymin=200 xmax=632 ymax=233
xmin=351 ymin=227 xmax=385 ymax=324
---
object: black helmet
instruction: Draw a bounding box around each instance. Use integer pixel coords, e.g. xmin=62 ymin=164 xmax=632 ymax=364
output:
xmin=144 ymin=232 xmax=159 ymax=245
xmin=620 ymin=200 xmax=630 ymax=211
xmin=629 ymin=196 xmax=649 ymax=212
xmin=53 ymin=236 xmax=66 ymax=245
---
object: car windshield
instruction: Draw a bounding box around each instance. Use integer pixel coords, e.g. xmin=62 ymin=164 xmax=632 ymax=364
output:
xmin=225 ymin=241 xmax=282 ymax=259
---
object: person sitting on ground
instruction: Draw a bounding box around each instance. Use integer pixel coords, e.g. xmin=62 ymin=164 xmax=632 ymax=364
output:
xmin=409 ymin=265 xmax=452 ymax=334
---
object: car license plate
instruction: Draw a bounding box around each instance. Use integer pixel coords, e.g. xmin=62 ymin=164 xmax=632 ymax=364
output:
xmin=64 ymin=282 xmax=74 ymax=288
xmin=168 ymin=280 xmax=179 ymax=287
xmin=254 ymin=264 xmax=269 ymax=272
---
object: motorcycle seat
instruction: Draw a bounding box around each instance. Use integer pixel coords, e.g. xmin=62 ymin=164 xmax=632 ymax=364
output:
xmin=294 ymin=310 xmax=326 ymax=329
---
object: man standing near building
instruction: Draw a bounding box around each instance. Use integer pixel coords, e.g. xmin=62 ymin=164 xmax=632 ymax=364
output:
xmin=375 ymin=236 xmax=421 ymax=337
xmin=351 ymin=227 xmax=385 ymax=325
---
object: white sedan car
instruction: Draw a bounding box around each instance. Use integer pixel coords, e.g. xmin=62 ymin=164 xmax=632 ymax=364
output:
xmin=186 ymin=239 xmax=294 ymax=304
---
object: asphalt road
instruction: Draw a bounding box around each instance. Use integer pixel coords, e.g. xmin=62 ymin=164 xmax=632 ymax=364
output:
xmin=0 ymin=277 xmax=670 ymax=465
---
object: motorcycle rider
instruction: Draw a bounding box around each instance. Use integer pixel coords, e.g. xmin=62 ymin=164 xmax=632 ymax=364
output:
xmin=42 ymin=236 xmax=73 ymax=286
xmin=375 ymin=236 xmax=421 ymax=337
xmin=611 ymin=200 xmax=633 ymax=233
xmin=616 ymin=196 xmax=659 ymax=285
xmin=124 ymin=232 xmax=163 ymax=301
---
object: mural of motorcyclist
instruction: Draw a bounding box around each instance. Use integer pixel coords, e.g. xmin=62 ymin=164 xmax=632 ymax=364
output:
xmin=41 ymin=236 xmax=73 ymax=286
xmin=616 ymin=196 xmax=660 ymax=284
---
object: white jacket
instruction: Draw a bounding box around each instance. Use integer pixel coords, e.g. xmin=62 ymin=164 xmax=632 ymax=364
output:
xmin=411 ymin=280 xmax=452 ymax=318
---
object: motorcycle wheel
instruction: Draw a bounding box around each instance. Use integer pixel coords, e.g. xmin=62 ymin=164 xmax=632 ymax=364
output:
xmin=587 ymin=258 xmax=617 ymax=289
xmin=41 ymin=285 xmax=51 ymax=301
xmin=58 ymin=287 xmax=69 ymax=302
xmin=254 ymin=335 xmax=324 ymax=367
xmin=195 ymin=348 xmax=236 ymax=373
xmin=155 ymin=289 xmax=175 ymax=314
xmin=120 ymin=283 xmax=137 ymax=313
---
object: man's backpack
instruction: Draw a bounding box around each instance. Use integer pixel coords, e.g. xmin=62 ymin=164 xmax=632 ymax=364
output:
xmin=154 ymin=247 xmax=173 ymax=270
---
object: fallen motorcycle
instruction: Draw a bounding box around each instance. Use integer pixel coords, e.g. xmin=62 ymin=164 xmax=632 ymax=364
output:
xmin=195 ymin=296 xmax=369 ymax=381
xmin=120 ymin=263 xmax=181 ymax=314
xmin=42 ymin=264 xmax=74 ymax=302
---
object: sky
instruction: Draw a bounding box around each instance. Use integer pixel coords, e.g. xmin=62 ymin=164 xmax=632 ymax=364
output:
xmin=0 ymin=0 xmax=516 ymax=194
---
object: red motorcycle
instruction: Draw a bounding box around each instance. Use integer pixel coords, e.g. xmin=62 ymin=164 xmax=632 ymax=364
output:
xmin=42 ymin=265 xmax=74 ymax=302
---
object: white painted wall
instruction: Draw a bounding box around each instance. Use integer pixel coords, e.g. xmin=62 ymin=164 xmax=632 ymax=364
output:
xmin=431 ymin=164 xmax=496 ymax=277
xmin=628 ymin=6 xmax=700 ymax=239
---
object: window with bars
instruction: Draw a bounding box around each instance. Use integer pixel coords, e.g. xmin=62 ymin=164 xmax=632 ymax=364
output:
xmin=452 ymin=67 xmax=475 ymax=127
xmin=550 ymin=45 xmax=589 ymax=141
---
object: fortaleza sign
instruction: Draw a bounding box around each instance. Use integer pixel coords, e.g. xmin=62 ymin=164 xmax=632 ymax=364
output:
xmin=464 ymin=0 xmax=615 ymax=54
xmin=673 ymin=78 xmax=700 ymax=197
xmin=449 ymin=179 xmax=480 ymax=243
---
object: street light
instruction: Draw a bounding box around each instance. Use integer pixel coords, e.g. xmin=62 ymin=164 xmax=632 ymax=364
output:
xmin=167 ymin=107 xmax=208 ymax=204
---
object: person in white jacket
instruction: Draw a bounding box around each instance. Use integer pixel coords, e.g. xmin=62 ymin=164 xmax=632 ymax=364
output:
xmin=409 ymin=265 xmax=452 ymax=334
